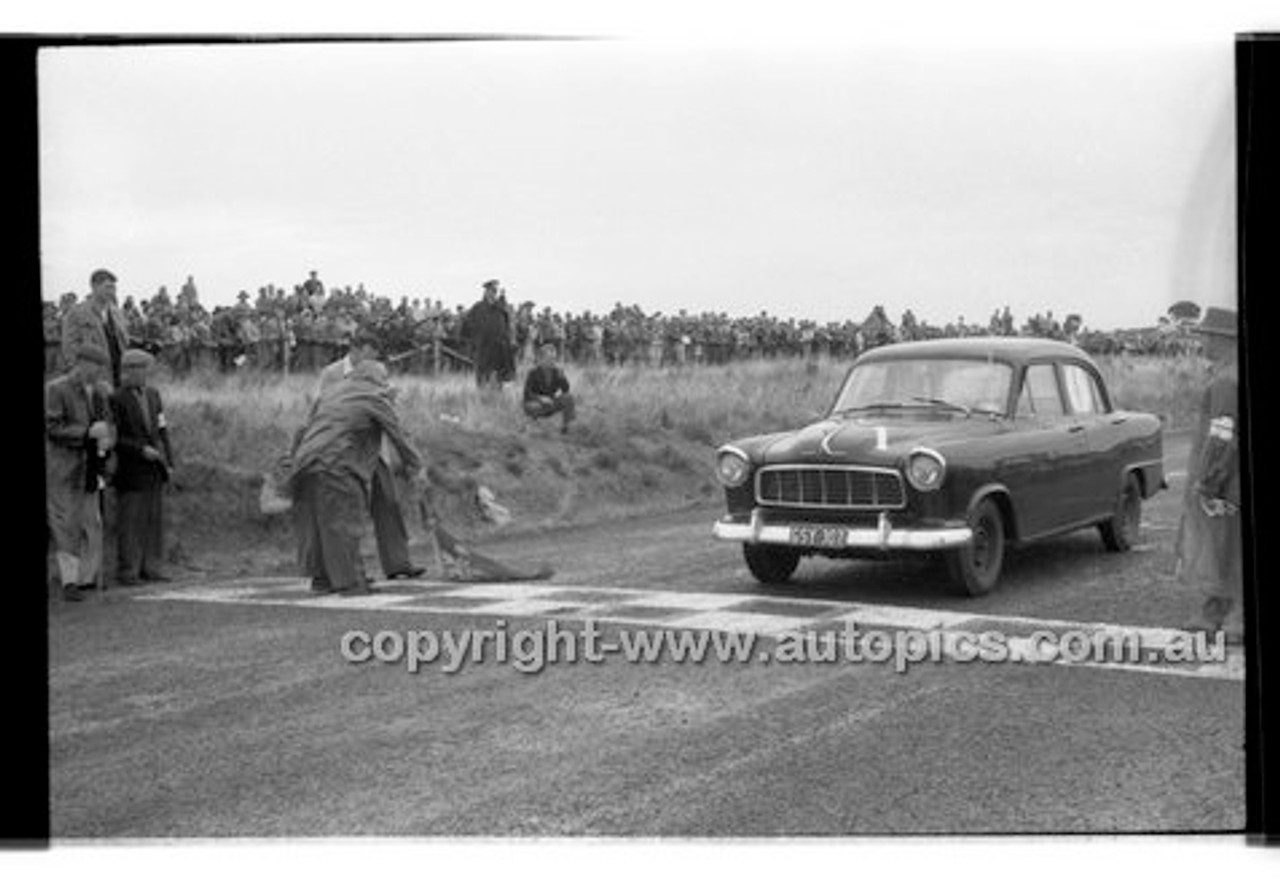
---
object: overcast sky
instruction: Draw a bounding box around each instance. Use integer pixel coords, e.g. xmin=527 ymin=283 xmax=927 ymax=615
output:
xmin=39 ymin=37 xmax=1236 ymax=329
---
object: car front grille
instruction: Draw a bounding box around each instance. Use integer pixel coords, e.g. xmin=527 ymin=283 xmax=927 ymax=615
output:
xmin=755 ymin=465 xmax=906 ymax=510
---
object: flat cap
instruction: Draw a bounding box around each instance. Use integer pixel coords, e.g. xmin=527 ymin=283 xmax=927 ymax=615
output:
xmin=75 ymin=343 xmax=110 ymax=365
xmin=483 ymin=279 xmax=500 ymax=289
xmin=90 ymin=269 xmax=117 ymax=286
xmin=1192 ymin=306 xmax=1237 ymax=338
xmin=122 ymin=348 xmax=156 ymax=368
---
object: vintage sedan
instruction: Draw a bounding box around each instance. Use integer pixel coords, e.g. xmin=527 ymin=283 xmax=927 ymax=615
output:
xmin=712 ymin=338 xmax=1164 ymax=595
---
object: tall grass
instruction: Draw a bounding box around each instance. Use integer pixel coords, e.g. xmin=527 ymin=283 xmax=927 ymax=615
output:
xmin=158 ymin=358 xmax=847 ymax=471
xmin=158 ymin=353 xmax=1202 ymax=475
xmin=1093 ymin=354 xmax=1207 ymax=431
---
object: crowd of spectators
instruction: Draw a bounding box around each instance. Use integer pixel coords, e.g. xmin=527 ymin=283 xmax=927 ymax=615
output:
xmin=41 ymin=270 xmax=1201 ymax=378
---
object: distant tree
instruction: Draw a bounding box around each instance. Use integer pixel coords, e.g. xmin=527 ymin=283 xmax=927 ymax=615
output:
xmin=1167 ymin=301 xmax=1201 ymax=323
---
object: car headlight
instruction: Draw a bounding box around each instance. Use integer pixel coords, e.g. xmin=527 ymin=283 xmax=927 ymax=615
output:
xmin=906 ymin=448 xmax=946 ymax=492
xmin=715 ymin=448 xmax=752 ymax=488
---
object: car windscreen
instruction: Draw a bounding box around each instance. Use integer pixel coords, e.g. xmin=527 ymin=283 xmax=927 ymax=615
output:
xmin=830 ymin=357 xmax=1014 ymax=416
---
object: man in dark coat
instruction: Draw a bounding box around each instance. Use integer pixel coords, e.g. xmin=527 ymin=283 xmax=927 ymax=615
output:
xmin=1175 ymin=306 xmax=1243 ymax=642
xmin=110 ymin=349 xmax=175 ymax=585
xmin=288 ymin=360 xmax=423 ymax=595
xmin=460 ymin=279 xmax=514 ymax=387
xmin=303 ymin=330 xmax=426 ymax=582
xmin=46 ymin=344 xmax=115 ymax=601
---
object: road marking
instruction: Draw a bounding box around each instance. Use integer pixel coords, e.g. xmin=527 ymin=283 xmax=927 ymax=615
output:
xmin=135 ymin=578 xmax=1243 ymax=682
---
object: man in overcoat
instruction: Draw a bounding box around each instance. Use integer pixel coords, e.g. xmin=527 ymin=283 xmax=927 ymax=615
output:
xmin=289 ymin=361 xmax=423 ymax=595
xmin=1175 ymin=306 xmax=1243 ymax=643
xmin=460 ymin=279 xmax=514 ymax=387
xmin=303 ymin=330 xmax=426 ymax=582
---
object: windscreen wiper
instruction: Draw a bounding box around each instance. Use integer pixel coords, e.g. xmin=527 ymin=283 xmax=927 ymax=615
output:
xmin=908 ymin=396 xmax=972 ymax=417
xmin=832 ymin=402 xmax=911 ymax=416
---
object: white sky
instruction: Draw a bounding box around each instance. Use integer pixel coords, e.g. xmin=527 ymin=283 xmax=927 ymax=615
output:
xmin=38 ymin=29 xmax=1243 ymax=330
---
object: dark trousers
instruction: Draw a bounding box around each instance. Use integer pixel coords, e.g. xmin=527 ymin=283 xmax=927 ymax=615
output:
xmin=293 ymin=470 xmax=367 ymax=591
xmin=116 ymin=487 xmax=164 ymax=580
xmin=371 ymin=460 xmax=412 ymax=576
xmin=523 ymin=394 xmax=576 ymax=428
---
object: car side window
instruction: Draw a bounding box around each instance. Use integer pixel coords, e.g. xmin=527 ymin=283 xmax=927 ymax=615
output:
xmin=1061 ymin=363 xmax=1107 ymax=416
xmin=1018 ymin=364 xmax=1066 ymax=421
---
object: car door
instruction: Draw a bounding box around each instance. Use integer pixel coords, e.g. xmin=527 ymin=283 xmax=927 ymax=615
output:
xmin=998 ymin=362 xmax=1092 ymax=536
xmin=1061 ymin=361 xmax=1125 ymax=519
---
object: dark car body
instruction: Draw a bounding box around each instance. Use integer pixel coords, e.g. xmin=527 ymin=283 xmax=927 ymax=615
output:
xmin=712 ymin=338 xmax=1164 ymax=595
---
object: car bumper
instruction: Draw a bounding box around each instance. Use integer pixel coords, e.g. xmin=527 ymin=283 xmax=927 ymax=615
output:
xmin=712 ymin=510 xmax=973 ymax=551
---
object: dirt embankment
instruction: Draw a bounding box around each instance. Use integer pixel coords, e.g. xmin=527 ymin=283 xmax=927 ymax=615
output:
xmin=162 ymin=420 xmax=722 ymax=580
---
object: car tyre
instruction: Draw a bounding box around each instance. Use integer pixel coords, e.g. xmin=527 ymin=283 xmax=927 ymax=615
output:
xmin=1099 ymin=472 xmax=1142 ymax=552
xmin=743 ymin=544 xmax=801 ymax=584
xmin=945 ymin=498 xmax=1005 ymax=597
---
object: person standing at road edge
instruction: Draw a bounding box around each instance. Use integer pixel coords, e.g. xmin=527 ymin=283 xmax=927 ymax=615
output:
xmin=1175 ymin=306 xmax=1242 ymax=643
xmin=111 ymin=349 xmax=175 ymax=585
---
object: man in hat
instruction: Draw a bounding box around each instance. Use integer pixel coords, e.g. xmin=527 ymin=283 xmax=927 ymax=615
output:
xmin=1175 ymin=306 xmax=1243 ymax=642
xmin=61 ymin=269 xmax=131 ymax=388
xmin=288 ymin=360 xmax=423 ymax=595
xmin=110 ymin=349 xmax=175 ymax=585
xmin=298 ymin=329 xmax=426 ymax=582
xmin=460 ymin=279 xmax=515 ymax=388
xmin=46 ymin=344 xmax=115 ymax=601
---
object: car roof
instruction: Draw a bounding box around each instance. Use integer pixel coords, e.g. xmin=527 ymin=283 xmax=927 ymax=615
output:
xmin=855 ymin=337 xmax=1094 ymax=366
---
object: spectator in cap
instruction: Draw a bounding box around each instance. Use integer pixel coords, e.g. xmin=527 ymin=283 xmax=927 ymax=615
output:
xmin=294 ymin=328 xmax=426 ymax=585
xmin=460 ymin=279 xmax=515 ymax=388
xmin=46 ymin=343 xmax=115 ymax=601
xmin=61 ymin=269 xmax=131 ymax=387
xmin=1175 ymin=306 xmax=1243 ymax=643
xmin=110 ymin=349 xmax=175 ymax=585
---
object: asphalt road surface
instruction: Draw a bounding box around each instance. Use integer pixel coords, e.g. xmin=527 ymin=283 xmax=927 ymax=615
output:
xmin=49 ymin=433 xmax=1246 ymax=837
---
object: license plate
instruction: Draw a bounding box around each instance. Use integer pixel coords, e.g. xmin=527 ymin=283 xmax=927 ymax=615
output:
xmin=789 ymin=524 xmax=848 ymax=548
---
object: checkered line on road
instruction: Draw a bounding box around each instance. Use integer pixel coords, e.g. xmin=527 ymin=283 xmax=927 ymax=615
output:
xmin=133 ymin=577 xmax=1244 ymax=682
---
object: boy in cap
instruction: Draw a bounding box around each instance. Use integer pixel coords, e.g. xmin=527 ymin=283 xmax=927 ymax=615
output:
xmin=110 ymin=349 xmax=175 ymax=585
xmin=1175 ymin=306 xmax=1243 ymax=643
xmin=46 ymin=344 xmax=115 ymax=601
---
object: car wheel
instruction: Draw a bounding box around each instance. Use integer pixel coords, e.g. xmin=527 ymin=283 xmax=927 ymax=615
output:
xmin=743 ymin=544 xmax=800 ymax=584
xmin=945 ymin=498 xmax=1005 ymax=597
xmin=1099 ymin=472 xmax=1142 ymax=552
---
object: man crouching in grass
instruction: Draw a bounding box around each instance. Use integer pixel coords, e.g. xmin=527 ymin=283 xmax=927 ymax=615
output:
xmin=522 ymin=344 xmax=576 ymax=434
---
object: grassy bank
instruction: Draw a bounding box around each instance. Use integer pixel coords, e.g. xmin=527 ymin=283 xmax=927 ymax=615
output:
xmin=154 ymin=354 xmax=1206 ymax=576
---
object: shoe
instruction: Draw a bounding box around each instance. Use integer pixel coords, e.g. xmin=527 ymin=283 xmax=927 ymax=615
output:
xmin=310 ymin=578 xmax=333 ymax=594
xmin=332 ymin=583 xmax=376 ymax=597
xmin=387 ymin=566 xmax=426 ymax=580
xmin=116 ymin=576 xmax=142 ymax=587
xmin=63 ymin=583 xmax=85 ymax=602
xmin=140 ymin=572 xmax=171 ymax=583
